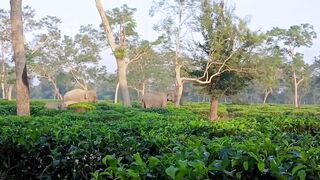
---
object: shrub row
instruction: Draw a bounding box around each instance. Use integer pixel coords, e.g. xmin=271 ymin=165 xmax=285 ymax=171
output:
xmin=0 ymin=102 xmax=319 ymax=179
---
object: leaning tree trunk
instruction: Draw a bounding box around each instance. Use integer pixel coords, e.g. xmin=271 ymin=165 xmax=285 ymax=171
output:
xmin=114 ymin=82 xmax=119 ymax=103
xmin=209 ymin=97 xmax=219 ymax=121
xmin=49 ymin=78 xmax=62 ymax=100
xmin=10 ymin=0 xmax=30 ymax=116
xmin=117 ymin=60 xmax=131 ymax=107
xmin=263 ymin=88 xmax=272 ymax=104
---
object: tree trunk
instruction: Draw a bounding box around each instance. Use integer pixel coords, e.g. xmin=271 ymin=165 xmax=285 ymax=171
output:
xmin=263 ymin=88 xmax=272 ymax=104
xmin=293 ymin=71 xmax=299 ymax=108
xmin=95 ymin=0 xmax=131 ymax=107
xmin=175 ymin=83 xmax=183 ymax=107
xmin=10 ymin=0 xmax=30 ymax=116
xmin=174 ymin=6 xmax=183 ymax=108
xmin=49 ymin=78 xmax=62 ymax=100
xmin=141 ymin=81 xmax=145 ymax=96
xmin=117 ymin=60 xmax=131 ymax=107
xmin=1 ymin=42 xmax=6 ymax=99
xmin=1 ymin=83 xmax=5 ymax=99
xmin=114 ymin=81 xmax=119 ymax=103
xmin=209 ymin=97 xmax=219 ymax=120
xmin=6 ymin=84 xmax=14 ymax=100
xmin=174 ymin=67 xmax=183 ymax=107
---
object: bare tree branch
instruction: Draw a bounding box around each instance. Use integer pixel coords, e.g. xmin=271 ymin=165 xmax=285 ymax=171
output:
xmin=30 ymin=37 xmax=49 ymax=56
xmin=297 ymin=78 xmax=304 ymax=86
xmin=95 ymin=0 xmax=117 ymax=52
xmin=127 ymin=46 xmax=151 ymax=65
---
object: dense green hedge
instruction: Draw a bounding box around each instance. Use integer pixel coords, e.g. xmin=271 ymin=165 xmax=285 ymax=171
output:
xmin=0 ymin=101 xmax=319 ymax=179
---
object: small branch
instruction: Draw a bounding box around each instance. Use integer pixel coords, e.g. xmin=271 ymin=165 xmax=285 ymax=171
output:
xmin=70 ymin=69 xmax=87 ymax=90
xmin=297 ymin=78 xmax=304 ymax=86
xmin=127 ymin=46 xmax=151 ymax=65
xmin=30 ymin=37 xmax=49 ymax=56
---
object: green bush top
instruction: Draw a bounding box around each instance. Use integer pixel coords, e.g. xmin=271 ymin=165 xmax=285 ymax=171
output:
xmin=0 ymin=102 xmax=319 ymax=179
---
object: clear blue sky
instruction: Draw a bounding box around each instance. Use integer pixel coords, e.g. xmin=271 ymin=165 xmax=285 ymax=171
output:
xmin=2 ymin=0 xmax=320 ymax=72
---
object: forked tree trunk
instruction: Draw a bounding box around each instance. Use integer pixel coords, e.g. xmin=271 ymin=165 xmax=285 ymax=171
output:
xmin=117 ymin=60 xmax=131 ymax=107
xmin=49 ymin=78 xmax=62 ymax=100
xmin=293 ymin=71 xmax=303 ymax=108
xmin=210 ymin=97 xmax=219 ymax=120
xmin=263 ymin=88 xmax=272 ymax=104
xmin=10 ymin=0 xmax=30 ymax=115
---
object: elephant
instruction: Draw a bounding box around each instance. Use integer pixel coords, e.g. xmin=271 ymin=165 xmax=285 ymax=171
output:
xmin=45 ymin=102 xmax=65 ymax=110
xmin=63 ymin=89 xmax=97 ymax=107
xmin=140 ymin=92 xmax=174 ymax=108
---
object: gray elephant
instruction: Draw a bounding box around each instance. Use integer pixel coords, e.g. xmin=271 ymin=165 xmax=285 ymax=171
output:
xmin=45 ymin=102 xmax=65 ymax=110
xmin=63 ymin=89 xmax=97 ymax=107
xmin=140 ymin=92 xmax=174 ymax=108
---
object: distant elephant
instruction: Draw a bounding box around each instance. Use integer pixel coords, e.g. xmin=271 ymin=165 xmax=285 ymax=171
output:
xmin=140 ymin=92 xmax=174 ymax=108
xmin=45 ymin=102 xmax=65 ymax=110
xmin=63 ymin=89 xmax=97 ymax=107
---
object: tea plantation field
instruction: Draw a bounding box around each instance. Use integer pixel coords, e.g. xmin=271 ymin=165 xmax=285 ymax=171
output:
xmin=0 ymin=101 xmax=320 ymax=179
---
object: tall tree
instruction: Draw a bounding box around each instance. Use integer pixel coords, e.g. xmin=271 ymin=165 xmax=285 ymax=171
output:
xmin=30 ymin=25 xmax=103 ymax=98
xmin=95 ymin=1 xmax=149 ymax=107
xmin=255 ymin=45 xmax=283 ymax=104
xmin=150 ymin=0 xmax=200 ymax=107
xmin=10 ymin=0 xmax=30 ymax=115
xmin=267 ymin=24 xmax=317 ymax=107
xmin=193 ymin=0 xmax=262 ymax=120
xmin=28 ymin=16 xmax=63 ymax=99
xmin=127 ymin=48 xmax=174 ymax=98
xmin=1 ymin=6 xmax=39 ymax=100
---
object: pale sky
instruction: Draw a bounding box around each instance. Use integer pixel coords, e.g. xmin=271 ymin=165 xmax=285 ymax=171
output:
xmin=1 ymin=0 xmax=320 ymax=72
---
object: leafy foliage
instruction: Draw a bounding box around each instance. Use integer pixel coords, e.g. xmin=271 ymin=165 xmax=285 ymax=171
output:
xmin=68 ymin=102 xmax=97 ymax=112
xmin=0 ymin=101 xmax=320 ymax=179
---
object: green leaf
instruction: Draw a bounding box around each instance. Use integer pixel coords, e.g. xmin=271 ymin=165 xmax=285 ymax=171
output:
xmin=236 ymin=172 xmax=241 ymax=179
xmin=292 ymin=165 xmax=306 ymax=175
xmin=258 ymin=161 xmax=265 ymax=172
xmin=248 ymin=152 xmax=260 ymax=162
xmin=297 ymin=170 xmax=306 ymax=180
xmin=176 ymin=160 xmax=188 ymax=179
xmin=270 ymin=159 xmax=279 ymax=174
xmin=102 ymin=155 xmax=113 ymax=165
xmin=148 ymin=157 xmax=160 ymax=167
xmin=127 ymin=169 xmax=140 ymax=178
xmin=165 ymin=166 xmax=178 ymax=179
xmin=231 ymin=159 xmax=238 ymax=167
xmin=243 ymin=161 xmax=249 ymax=171
xmin=133 ymin=153 xmax=144 ymax=166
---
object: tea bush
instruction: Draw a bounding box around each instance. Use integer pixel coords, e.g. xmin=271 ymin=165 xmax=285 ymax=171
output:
xmin=0 ymin=101 xmax=319 ymax=179
xmin=68 ymin=102 xmax=97 ymax=112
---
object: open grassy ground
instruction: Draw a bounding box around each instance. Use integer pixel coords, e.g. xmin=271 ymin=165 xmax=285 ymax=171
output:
xmin=0 ymin=100 xmax=319 ymax=179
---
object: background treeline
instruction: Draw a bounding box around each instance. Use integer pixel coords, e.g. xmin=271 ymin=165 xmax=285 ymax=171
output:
xmin=1 ymin=0 xmax=320 ymax=109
